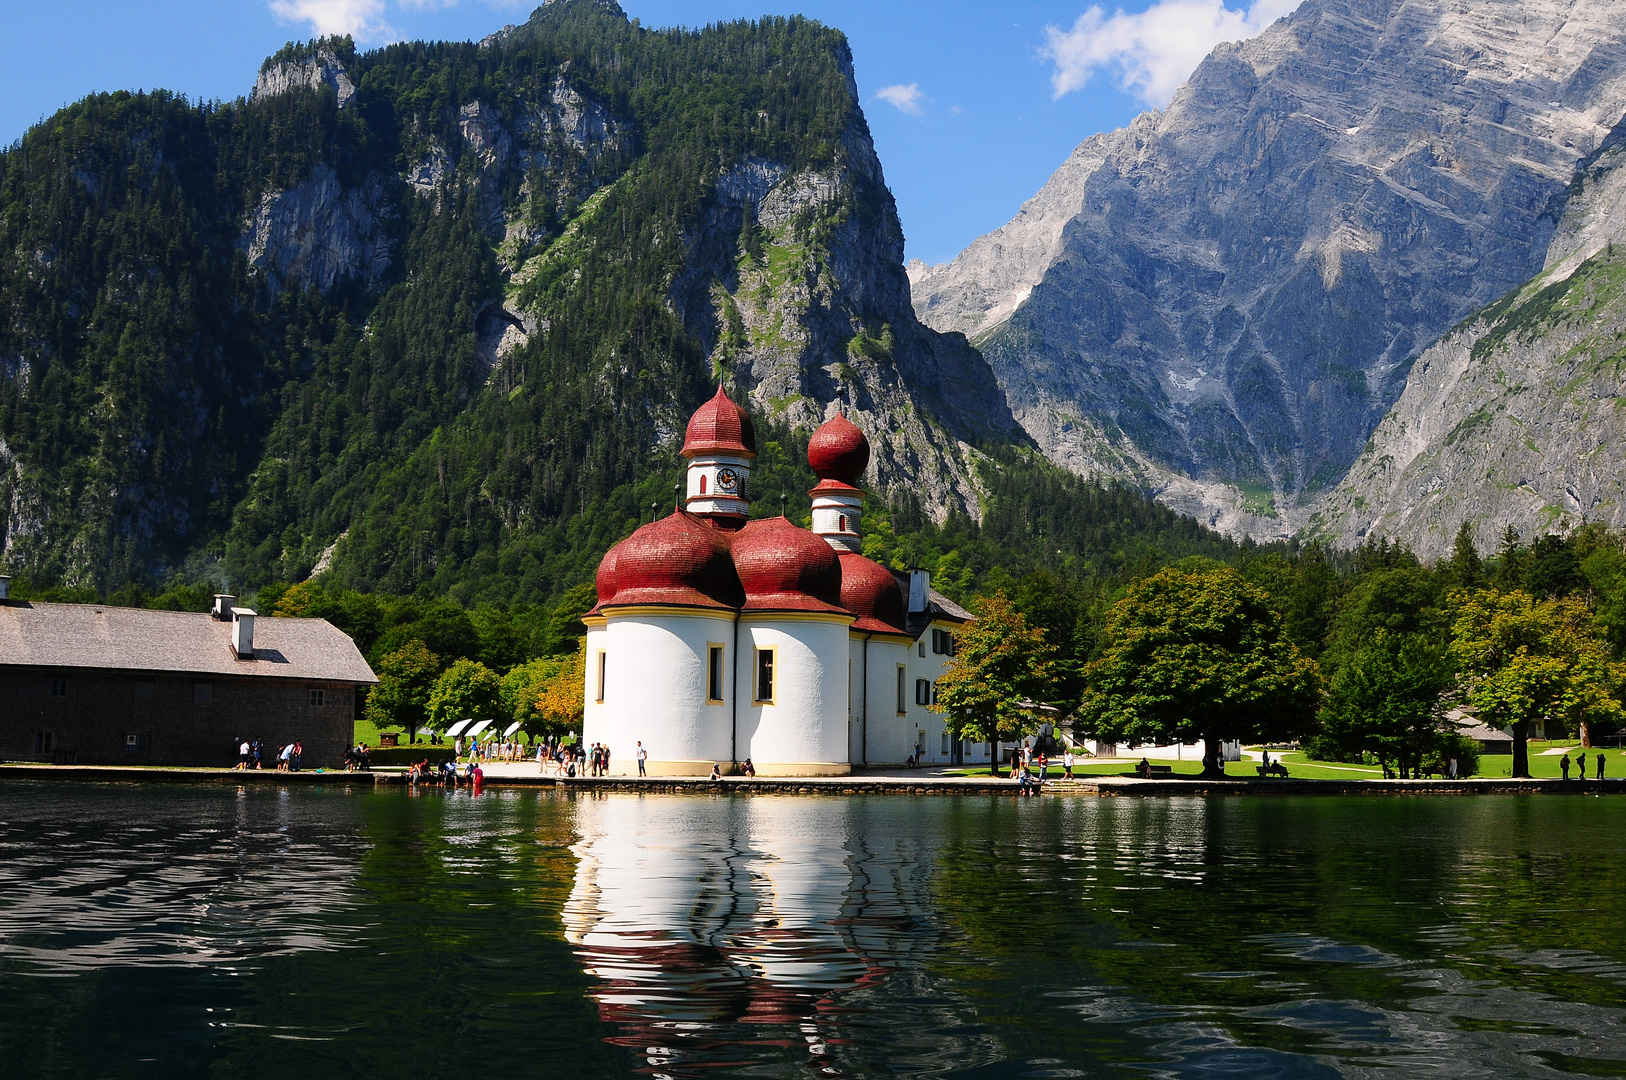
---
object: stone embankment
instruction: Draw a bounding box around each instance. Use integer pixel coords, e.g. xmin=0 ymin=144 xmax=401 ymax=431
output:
xmin=3 ymin=763 xmax=1623 ymax=796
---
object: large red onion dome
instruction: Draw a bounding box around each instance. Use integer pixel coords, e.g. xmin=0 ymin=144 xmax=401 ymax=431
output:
xmin=836 ymin=550 xmax=907 ymax=634
xmin=601 ymin=512 xmax=744 ymax=610
xmin=682 ymin=385 xmax=757 ymax=459
xmin=587 ymin=536 xmax=628 ymax=616
xmin=731 ymin=516 xmax=848 ymax=614
xmin=807 ymin=412 xmax=870 ymax=486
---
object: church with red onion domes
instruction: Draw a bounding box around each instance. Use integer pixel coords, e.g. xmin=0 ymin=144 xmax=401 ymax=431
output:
xmin=582 ymin=387 xmax=979 ymax=776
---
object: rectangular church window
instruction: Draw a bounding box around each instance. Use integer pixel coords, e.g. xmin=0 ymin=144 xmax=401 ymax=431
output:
xmin=595 ymin=651 xmax=607 ymax=703
xmin=755 ymin=648 xmax=775 ymax=703
xmin=707 ymin=645 xmax=725 ymax=703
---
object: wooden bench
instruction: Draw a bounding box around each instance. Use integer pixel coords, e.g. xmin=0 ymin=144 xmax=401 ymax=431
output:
xmin=1257 ymin=762 xmax=1289 ymax=778
xmin=1131 ymin=764 xmax=1174 ymax=778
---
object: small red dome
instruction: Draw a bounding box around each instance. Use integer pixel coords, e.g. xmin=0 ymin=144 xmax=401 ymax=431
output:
xmin=683 ymin=385 xmax=757 ymax=459
xmin=837 ymin=551 xmax=906 ymax=634
xmin=731 ymin=516 xmax=848 ymax=614
xmin=602 ymin=512 xmax=743 ymax=610
xmin=807 ymin=413 xmax=870 ymax=485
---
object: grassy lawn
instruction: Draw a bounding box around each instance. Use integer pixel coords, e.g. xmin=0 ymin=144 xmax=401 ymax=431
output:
xmin=941 ymin=757 xmax=1347 ymax=780
xmin=939 ymin=743 xmax=1618 ymax=781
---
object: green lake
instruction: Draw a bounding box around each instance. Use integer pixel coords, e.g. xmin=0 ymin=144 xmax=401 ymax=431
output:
xmin=3 ymin=782 xmax=1625 ymax=1078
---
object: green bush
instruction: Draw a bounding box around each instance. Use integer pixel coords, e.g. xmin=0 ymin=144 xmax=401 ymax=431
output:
xmin=1302 ymin=735 xmax=1362 ymax=763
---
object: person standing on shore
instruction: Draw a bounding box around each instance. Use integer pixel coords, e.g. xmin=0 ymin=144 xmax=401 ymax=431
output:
xmin=1578 ymin=752 xmax=1588 ymax=781
xmin=236 ymin=739 xmax=249 ymax=769
xmin=637 ymin=742 xmax=647 ymax=777
xmin=1562 ymin=754 xmax=1571 ymax=780
xmin=1063 ymin=748 xmax=1075 ymax=780
xmin=1599 ymin=752 xmax=1607 ymax=779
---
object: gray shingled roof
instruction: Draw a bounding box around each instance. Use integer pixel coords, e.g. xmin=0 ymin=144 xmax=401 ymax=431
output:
xmin=0 ymin=601 xmax=376 ymax=683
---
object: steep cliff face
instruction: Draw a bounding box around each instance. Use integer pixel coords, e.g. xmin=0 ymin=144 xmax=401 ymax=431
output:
xmin=1311 ymin=122 xmax=1626 ymax=558
xmin=912 ymin=0 xmax=1626 ymax=538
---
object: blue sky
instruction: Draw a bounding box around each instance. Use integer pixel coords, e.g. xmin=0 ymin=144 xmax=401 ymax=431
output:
xmin=0 ymin=0 xmax=1296 ymax=265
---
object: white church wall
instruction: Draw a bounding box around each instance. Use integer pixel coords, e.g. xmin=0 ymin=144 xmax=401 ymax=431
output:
xmin=737 ymin=615 xmax=850 ymax=775
xmin=592 ymin=610 xmax=735 ymax=775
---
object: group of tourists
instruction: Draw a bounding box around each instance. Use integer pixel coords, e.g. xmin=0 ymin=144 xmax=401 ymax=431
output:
xmin=408 ymin=758 xmax=485 ymax=793
xmin=341 ymin=743 xmax=371 ymax=771
xmin=452 ymin=736 xmax=529 ymax=762
xmin=232 ymin=738 xmax=304 ymax=771
xmin=1560 ymin=751 xmax=1607 ymax=780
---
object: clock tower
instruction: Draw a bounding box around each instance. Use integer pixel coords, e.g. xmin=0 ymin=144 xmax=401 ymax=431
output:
xmin=681 ymin=385 xmax=756 ymax=525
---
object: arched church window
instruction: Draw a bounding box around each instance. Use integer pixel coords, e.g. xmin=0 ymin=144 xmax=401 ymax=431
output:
xmin=700 ymin=474 xmax=707 ymax=495
xmin=839 ymin=515 xmax=847 ymax=532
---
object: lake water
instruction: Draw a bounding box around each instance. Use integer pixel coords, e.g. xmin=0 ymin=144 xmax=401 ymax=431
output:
xmin=2 ymin=784 xmax=1625 ymax=1078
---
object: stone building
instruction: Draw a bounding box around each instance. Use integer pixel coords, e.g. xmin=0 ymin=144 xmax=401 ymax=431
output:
xmin=583 ymin=388 xmax=977 ymax=776
xmin=0 ymin=585 xmax=376 ymax=767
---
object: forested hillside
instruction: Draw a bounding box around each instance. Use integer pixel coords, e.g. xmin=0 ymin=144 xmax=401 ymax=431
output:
xmin=0 ymin=0 xmax=1022 ymax=606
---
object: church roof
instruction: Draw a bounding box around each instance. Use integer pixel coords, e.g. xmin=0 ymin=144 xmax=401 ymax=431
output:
xmin=598 ymin=511 xmax=744 ymax=611
xmin=682 ymin=385 xmax=757 ymax=459
xmin=807 ymin=413 xmax=869 ymax=486
xmin=732 ymin=516 xmax=848 ymax=615
xmin=0 ymin=601 xmax=376 ymax=683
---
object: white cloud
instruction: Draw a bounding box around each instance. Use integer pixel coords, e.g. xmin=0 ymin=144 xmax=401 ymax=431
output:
xmin=268 ymin=0 xmax=397 ymax=43
xmin=874 ymin=83 xmax=928 ymax=116
xmin=1042 ymin=0 xmax=1301 ymax=107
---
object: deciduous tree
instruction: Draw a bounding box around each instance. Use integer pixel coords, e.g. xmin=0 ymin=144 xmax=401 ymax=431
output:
xmin=931 ymin=591 xmax=1057 ymax=775
xmin=364 ymin=639 xmax=440 ymax=744
xmin=1449 ymin=589 xmax=1625 ymax=774
xmin=426 ymin=659 xmax=504 ymax=740
xmin=1077 ymin=565 xmax=1324 ymax=775
xmin=1320 ymin=630 xmax=1455 ymax=777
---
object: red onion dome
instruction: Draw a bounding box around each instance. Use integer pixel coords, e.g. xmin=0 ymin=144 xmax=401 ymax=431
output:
xmin=836 ymin=550 xmax=907 ymax=634
xmin=807 ymin=412 xmax=870 ymax=486
xmin=588 ymin=536 xmax=628 ymax=616
xmin=730 ymin=516 xmax=848 ymax=614
xmin=602 ymin=512 xmax=744 ymax=611
xmin=682 ymin=385 xmax=757 ymax=459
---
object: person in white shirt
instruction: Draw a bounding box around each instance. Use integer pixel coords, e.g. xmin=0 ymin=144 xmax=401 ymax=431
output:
xmin=636 ymin=741 xmax=648 ymax=777
xmin=1063 ymin=748 xmax=1075 ymax=780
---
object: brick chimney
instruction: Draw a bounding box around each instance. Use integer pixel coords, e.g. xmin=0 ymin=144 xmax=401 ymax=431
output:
xmin=231 ymin=608 xmax=256 ymax=659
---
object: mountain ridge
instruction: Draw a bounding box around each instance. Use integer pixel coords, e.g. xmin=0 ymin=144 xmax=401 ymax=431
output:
xmin=911 ymin=0 xmax=1626 ymax=542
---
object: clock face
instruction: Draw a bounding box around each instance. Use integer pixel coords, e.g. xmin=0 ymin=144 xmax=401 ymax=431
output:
xmin=716 ymin=468 xmax=740 ymax=492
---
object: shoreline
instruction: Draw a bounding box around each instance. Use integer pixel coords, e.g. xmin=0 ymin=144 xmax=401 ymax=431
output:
xmin=2 ymin=762 xmax=1623 ymax=796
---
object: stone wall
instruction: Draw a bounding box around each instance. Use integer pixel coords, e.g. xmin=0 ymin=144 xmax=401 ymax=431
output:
xmin=0 ymin=667 xmax=356 ymax=768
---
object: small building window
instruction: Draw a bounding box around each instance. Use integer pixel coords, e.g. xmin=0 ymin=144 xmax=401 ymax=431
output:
xmin=915 ymin=678 xmax=931 ymax=706
xmin=134 ymin=681 xmax=154 ymax=701
xmin=308 ymin=688 xmax=326 ymax=708
xmin=755 ymin=648 xmax=776 ymax=703
xmin=700 ymin=473 xmax=708 ymax=495
xmin=34 ymin=731 xmax=53 ymax=754
xmin=839 ymin=514 xmax=848 ymax=532
xmin=707 ymin=644 xmax=725 ymax=703
xmin=595 ymin=651 xmax=607 ymax=703
xmin=897 ymin=666 xmax=907 ymax=715
xmin=918 ymin=642 xmax=925 ymax=658
xmin=48 ymin=678 xmax=67 ymax=698
xmin=194 ymin=683 xmax=212 ymax=705
xmin=942 ymin=732 xmax=951 ymax=754
xmin=932 ymin=629 xmax=958 ymax=655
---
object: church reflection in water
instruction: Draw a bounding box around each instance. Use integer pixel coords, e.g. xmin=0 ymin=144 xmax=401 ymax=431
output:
xmin=563 ymin=795 xmax=963 ymax=1077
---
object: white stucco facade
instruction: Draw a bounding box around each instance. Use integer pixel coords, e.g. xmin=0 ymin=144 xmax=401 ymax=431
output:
xmin=736 ymin=614 xmax=851 ymax=774
xmin=589 ymin=609 xmax=735 ymax=775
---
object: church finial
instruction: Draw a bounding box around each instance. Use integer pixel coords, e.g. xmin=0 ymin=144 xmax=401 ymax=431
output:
xmin=780 ymin=493 xmax=788 ymax=518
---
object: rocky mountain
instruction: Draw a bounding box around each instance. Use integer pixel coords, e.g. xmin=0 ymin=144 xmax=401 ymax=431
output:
xmin=0 ymin=0 xmax=1018 ymax=598
xmin=910 ymin=0 xmax=1626 ymax=540
xmin=1310 ymin=116 xmax=1626 ymax=558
